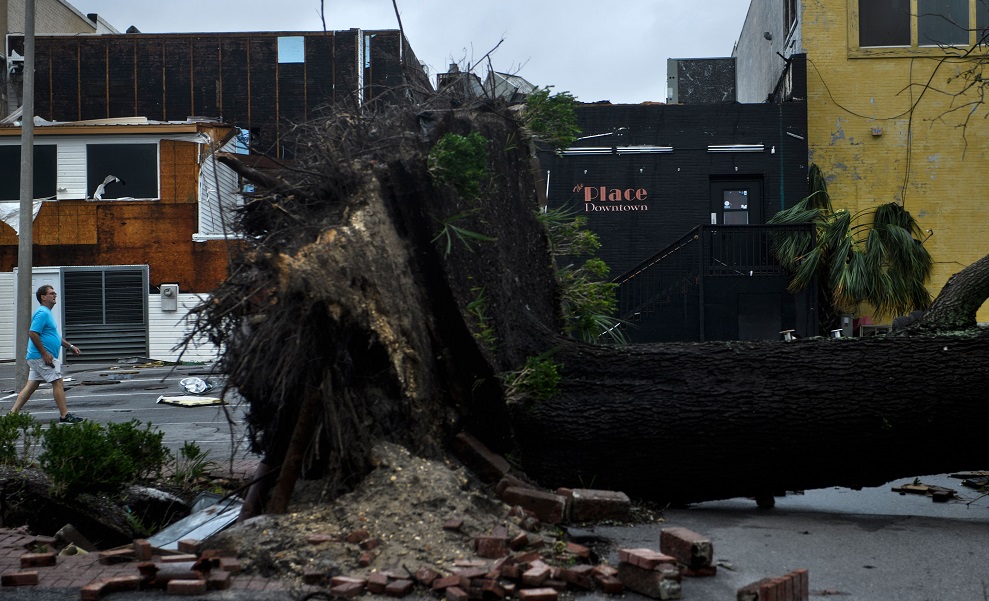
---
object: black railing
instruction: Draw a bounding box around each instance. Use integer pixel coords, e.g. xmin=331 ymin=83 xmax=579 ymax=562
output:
xmin=612 ymin=223 xmax=815 ymax=327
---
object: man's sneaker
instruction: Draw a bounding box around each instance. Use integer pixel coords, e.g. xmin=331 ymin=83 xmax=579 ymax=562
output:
xmin=59 ymin=413 xmax=84 ymax=424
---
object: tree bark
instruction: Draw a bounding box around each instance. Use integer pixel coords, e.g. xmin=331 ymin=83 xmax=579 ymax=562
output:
xmin=514 ymin=332 xmax=989 ymax=503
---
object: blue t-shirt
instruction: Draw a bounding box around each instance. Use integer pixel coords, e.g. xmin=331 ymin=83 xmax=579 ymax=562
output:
xmin=26 ymin=306 xmax=61 ymax=360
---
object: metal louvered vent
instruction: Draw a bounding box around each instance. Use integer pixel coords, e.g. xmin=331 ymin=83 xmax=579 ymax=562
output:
xmin=62 ymin=266 xmax=149 ymax=363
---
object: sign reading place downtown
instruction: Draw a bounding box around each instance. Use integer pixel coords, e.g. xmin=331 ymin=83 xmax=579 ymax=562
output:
xmin=575 ymin=183 xmax=650 ymax=212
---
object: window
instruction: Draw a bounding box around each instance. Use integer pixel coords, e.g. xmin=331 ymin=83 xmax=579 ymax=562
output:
xmin=723 ymin=190 xmax=750 ymax=225
xmin=86 ymin=144 xmax=158 ymax=199
xmin=855 ymin=0 xmax=989 ymax=50
xmin=785 ymin=0 xmax=799 ymax=33
xmin=0 ymin=145 xmax=57 ymax=200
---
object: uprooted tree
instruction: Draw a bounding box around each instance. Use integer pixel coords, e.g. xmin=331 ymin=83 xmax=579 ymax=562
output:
xmin=190 ymin=88 xmax=989 ymax=513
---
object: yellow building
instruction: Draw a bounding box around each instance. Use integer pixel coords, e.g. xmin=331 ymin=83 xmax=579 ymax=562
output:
xmin=735 ymin=0 xmax=989 ymax=323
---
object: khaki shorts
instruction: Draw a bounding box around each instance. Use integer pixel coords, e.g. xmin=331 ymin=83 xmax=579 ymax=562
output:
xmin=27 ymin=358 xmax=62 ymax=383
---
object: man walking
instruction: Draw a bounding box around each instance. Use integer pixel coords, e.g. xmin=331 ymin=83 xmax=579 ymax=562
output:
xmin=10 ymin=285 xmax=84 ymax=423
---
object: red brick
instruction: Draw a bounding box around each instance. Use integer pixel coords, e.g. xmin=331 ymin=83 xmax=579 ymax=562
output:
xmin=791 ymin=568 xmax=810 ymax=601
xmin=617 ymin=562 xmax=681 ymax=599
xmin=500 ymin=562 xmax=521 ymax=580
xmin=659 ymin=527 xmax=713 ymax=569
xmin=1 ymin=571 xmax=38 ymax=586
xmin=758 ymin=579 xmax=778 ymax=601
xmin=199 ymin=548 xmax=238 ymax=559
xmin=151 ymin=567 xmax=203 ymax=585
xmin=177 ymin=539 xmax=200 ymax=554
xmin=569 ymin=489 xmax=631 ymax=522
xmin=358 ymin=551 xmax=373 ymax=566
xmin=509 ymin=533 xmax=529 ymax=550
xmin=562 ymin=565 xmax=596 ymax=590
xmin=385 ymin=578 xmax=414 ymax=597
xmin=517 ymin=587 xmax=559 ymax=601
xmin=159 ymin=553 xmax=199 ymax=563
xmin=617 ymin=548 xmax=676 ymax=570
xmin=306 ymin=533 xmax=339 ymax=544
xmin=367 ymin=571 xmax=390 ymax=594
xmin=206 ymin=570 xmax=232 ymax=590
xmin=330 ymin=581 xmax=365 ymax=598
xmin=480 ymin=577 xmax=507 ymax=598
xmin=218 ymin=557 xmax=242 ymax=575
xmin=500 ymin=487 xmax=568 ymax=524
xmin=595 ymin=574 xmax=625 ymax=594
xmin=446 ymin=585 xmax=469 ymax=601
xmin=81 ymin=581 xmax=107 ymax=600
xmin=103 ymin=575 xmax=141 ymax=593
xmin=451 ymin=432 xmax=510 ymax=483
xmin=522 ymin=563 xmax=551 ymax=587
xmin=133 ymin=539 xmax=153 ymax=561
xmin=443 ymin=518 xmax=464 ymax=531
xmin=497 ymin=475 xmax=532 ymax=497
xmin=304 ymin=566 xmax=327 ymax=585
xmin=415 ymin=566 xmax=440 ymax=586
xmin=432 ymin=574 xmax=461 ymax=591
xmin=545 ymin=578 xmax=568 ymax=591
xmin=331 ymin=576 xmax=369 ymax=587
xmin=345 ymin=529 xmax=371 ymax=543
xmin=564 ymin=541 xmax=592 ymax=559
xmin=593 ymin=564 xmax=619 ymax=578
xmin=167 ymin=578 xmax=207 ymax=595
xmin=19 ymin=552 xmax=56 ymax=568
xmin=475 ymin=535 xmax=510 ymax=558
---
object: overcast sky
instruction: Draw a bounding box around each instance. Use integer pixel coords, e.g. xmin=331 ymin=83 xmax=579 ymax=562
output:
xmin=78 ymin=0 xmax=750 ymax=105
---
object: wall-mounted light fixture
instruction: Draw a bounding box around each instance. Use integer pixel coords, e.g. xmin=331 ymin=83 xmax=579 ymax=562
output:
xmin=560 ymin=145 xmax=673 ymax=156
xmin=708 ymin=144 xmax=765 ymax=153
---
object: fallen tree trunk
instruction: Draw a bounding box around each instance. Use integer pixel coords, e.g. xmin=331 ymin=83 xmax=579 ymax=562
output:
xmin=193 ymin=94 xmax=989 ymax=508
xmin=516 ymin=332 xmax=989 ymax=503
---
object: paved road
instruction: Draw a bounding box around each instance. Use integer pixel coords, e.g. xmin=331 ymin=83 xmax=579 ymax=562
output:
xmin=0 ymin=360 xmax=257 ymax=462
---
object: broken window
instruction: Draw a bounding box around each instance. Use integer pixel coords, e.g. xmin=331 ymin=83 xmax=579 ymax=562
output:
xmin=0 ymin=144 xmax=57 ymax=201
xmin=86 ymin=143 xmax=159 ymax=200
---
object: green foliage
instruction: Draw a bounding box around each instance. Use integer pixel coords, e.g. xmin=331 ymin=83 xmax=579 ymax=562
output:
xmin=432 ymin=209 xmax=498 ymax=256
xmin=467 ymin=286 xmax=497 ymax=348
xmin=537 ymin=207 xmax=602 ymax=257
xmin=39 ymin=420 xmax=171 ymax=497
xmin=427 ymin=131 xmax=491 ymax=200
xmin=523 ymin=87 xmax=581 ymax=150
xmin=558 ymin=258 xmax=625 ymax=343
xmin=501 ymin=352 xmax=563 ymax=406
xmin=169 ymin=441 xmax=218 ymax=491
xmin=0 ymin=412 xmax=43 ymax=466
xmin=769 ymin=164 xmax=933 ymax=320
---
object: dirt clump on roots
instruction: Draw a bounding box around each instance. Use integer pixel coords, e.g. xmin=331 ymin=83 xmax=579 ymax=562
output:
xmin=206 ymin=442 xmax=539 ymax=584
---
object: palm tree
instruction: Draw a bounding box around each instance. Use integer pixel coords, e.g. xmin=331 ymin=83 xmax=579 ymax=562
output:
xmin=769 ymin=164 xmax=933 ymax=333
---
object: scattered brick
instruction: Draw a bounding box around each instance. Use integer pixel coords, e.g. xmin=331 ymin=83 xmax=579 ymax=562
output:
xmin=617 ymin=562 xmax=682 ymax=599
xmin=618 ymin=548 xmax=677 ymax=570
xmin=522 ymin=563 xmax=552 ymax=587
xmin=1 ymin=571 xmax=38 ymax=586
xmin=593 ymin=564 xmax=619 ymax=578
xmin=361 ymin=538 xmax=382 ymax=551
xmin=500 ymin=562 xmax=521 ymax=580
xmin=217 ymin=557 xmax=242 ymax=575
xmin=595 ymin=574 xmax=625 ymax=594
xmin=564 ymin=541 xmax=592 ymax=560
xmin=133 ymin=539 xmax=153 ymax=561
xmin=306 ymin=533 xmax=338 ymax=544
xmin=432 ymin=574 xmax=461 ymax=591
xmin=414 ymin=566 xmax=440 ymax=586
xmin=737 ymin=570 xmax=809 ymax=601
xmin=199 ymin=548 xmax=238 ymax=559
xmin=80 ymin=581 xmax=106 ymax=600
xmin=367 ymin=571 xmax=390 ymax=594
xmin=660 ymin=527 xmax=713 ymax=569
xmin=177 ymin=539 xmax=200 ymax=554
xmin=151 ymin=567 xmax=203 ymax=586
xmin=569 ymin=489 xmax=631 ymax=522
xmin=509 ymin=533 xmax=529 ymax=551
xmin=520 ymin=516 xmax=541 ymax=532
xmin=19 ymin=552 xmax=56 ymax=568
xmin=159 ymin=553 xmax=199 ymax=563
xmin=167 ymin=578 xmax=208 ymax=595
xmin=446 ymin=585 xmax=469 ymax=601
xmin=500 ymin=487 xmax=568 ymax=524
xmin=104 ymin=575 xmax=142 ymax=593
xmin=346 ymin=529 xmax=371 ymax=543
xmin=206 ymin=570 xmax=232 ymax=591
xmin=359 ymin=551 xmax=374 ymax=567
xmin=330 ymin=581 xmax=365 ymax=598
xmin=555 ymin=487 xmax=573 ymax=498
xmin=562 ymin=565 xmax=596 ymax=590
xmin=385 ymin=578 xmax=415 ymax=597
xmin=304 ymin=566 xmax=327 ymax=585
xmin=517 ymin=587 xmax=559 ymax=601
xmin=498 ymin=475 xmax=533 ymax=497
xmin=443 ymin=518 xmax=464 ymax=532
xmin=475 ymin=535 xmax=510 ymax=558
xmin=451 ymin=432 xmax=510 ymax=483
xmin=480 ymin=577 xmax=507 ymax=598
